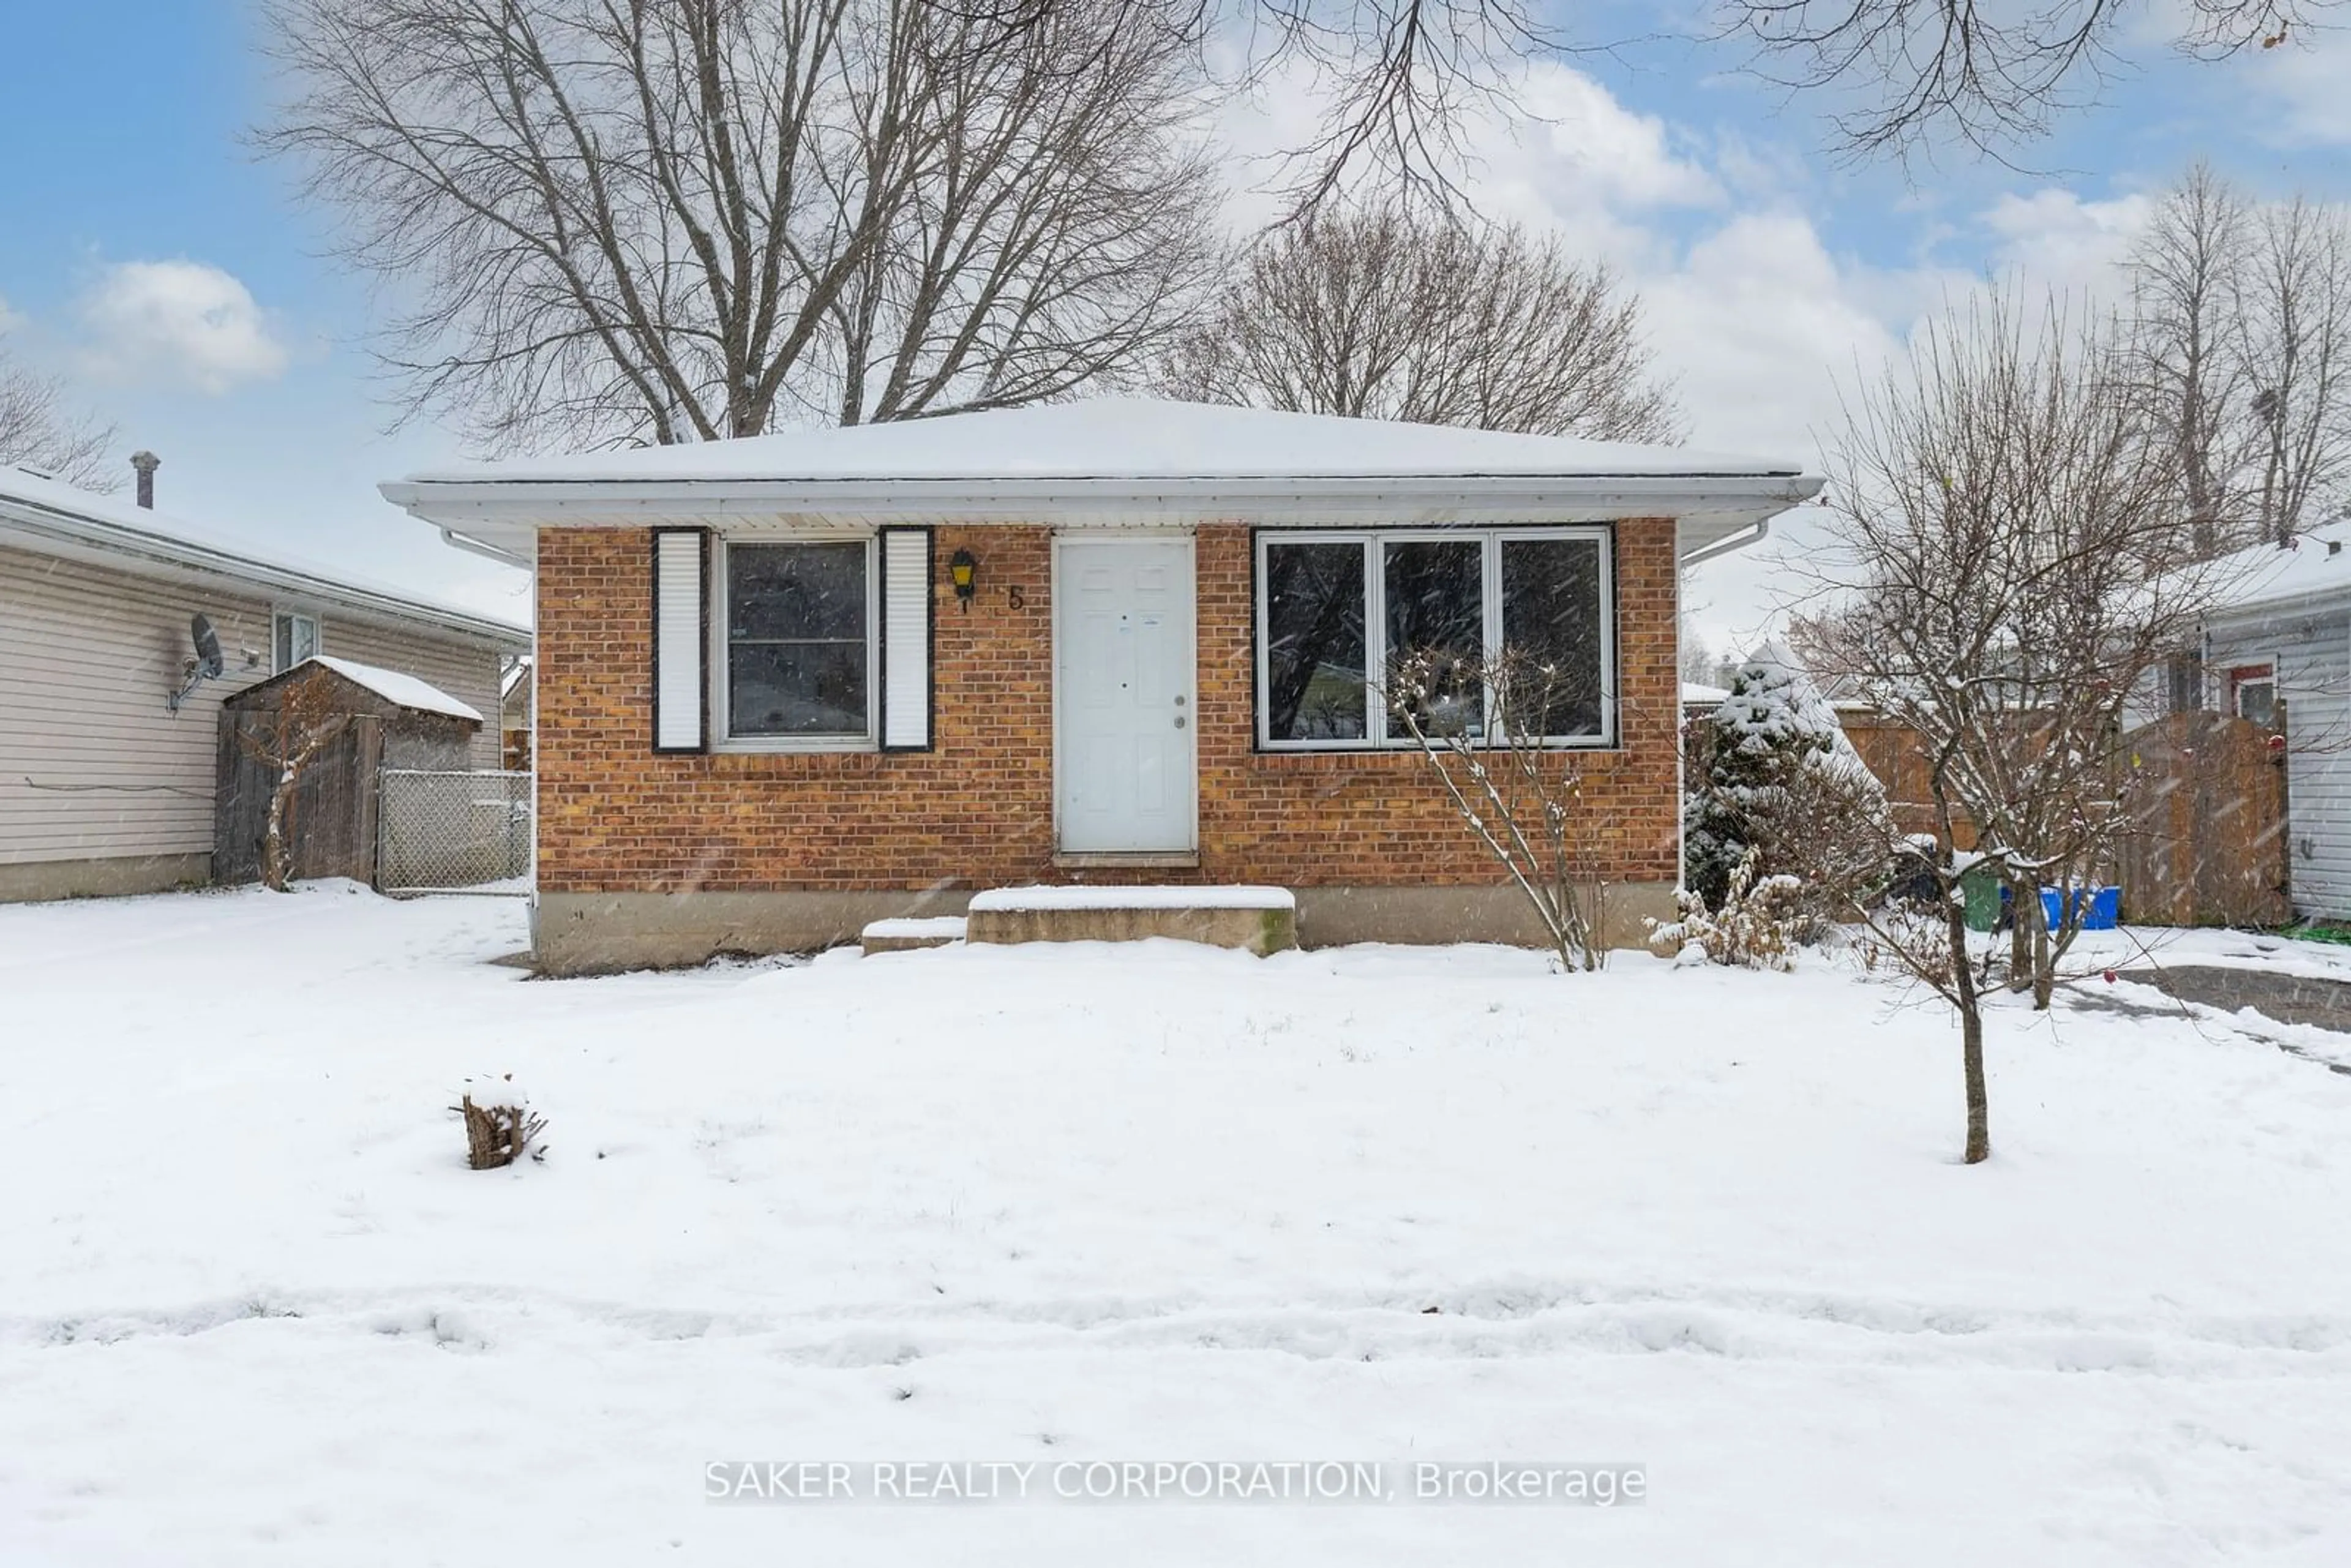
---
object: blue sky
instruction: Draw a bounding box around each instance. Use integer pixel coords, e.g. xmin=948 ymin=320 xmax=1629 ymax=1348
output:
xmin=3 ymin=2 xmax=2347 ymax=650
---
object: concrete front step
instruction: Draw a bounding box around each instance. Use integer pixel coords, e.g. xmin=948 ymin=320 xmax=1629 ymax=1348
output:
xmin=964 ymin=885 xmax=1297 ymax=955
xmin=859 ymin=915 xmax=967 ymax=955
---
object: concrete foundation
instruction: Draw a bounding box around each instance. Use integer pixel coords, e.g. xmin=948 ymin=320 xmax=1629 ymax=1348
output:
xmin=530 ymin=882 xmax=1679 ymax=975
xmin=1291 ymin=883 xmax=1676 ymax=951
xmin=0 ymin=852 xmax=212 ymax=904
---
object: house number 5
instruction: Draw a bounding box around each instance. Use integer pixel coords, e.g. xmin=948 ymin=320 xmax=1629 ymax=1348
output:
xmin=1007 ymin=585 xmax=1026 ymax=609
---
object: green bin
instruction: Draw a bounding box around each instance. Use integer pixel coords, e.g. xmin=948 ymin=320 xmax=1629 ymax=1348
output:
xmin=1959 ymin=863 xmax=2004 ymax=933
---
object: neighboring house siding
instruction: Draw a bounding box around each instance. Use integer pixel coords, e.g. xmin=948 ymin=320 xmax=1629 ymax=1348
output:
xmin=531 ymin=520 xmax=1682 ymax=895
xmin=1 ymin=542 xmax=510 ymax=888
xmin=0 ymin=544 xmax=275 ymax=871
xmin=2208 ymin=608 xmax=2351 ymax=919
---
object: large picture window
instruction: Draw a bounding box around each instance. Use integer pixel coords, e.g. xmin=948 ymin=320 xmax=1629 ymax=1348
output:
xmin=1256 ymin=528 xmax=1614 ymax=749
xmin=721 ymin=538 xmax=875 ymax=743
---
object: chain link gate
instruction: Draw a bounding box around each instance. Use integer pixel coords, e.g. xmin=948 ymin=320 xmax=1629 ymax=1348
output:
xmin=376 ymin=769 xmax=533 ymax=894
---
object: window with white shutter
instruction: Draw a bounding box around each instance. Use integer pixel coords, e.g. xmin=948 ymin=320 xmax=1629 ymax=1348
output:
xmin=879 ymin=528 xmax=933 ymax=751
xmin=652 ymin=529 xmax=708 ymax=753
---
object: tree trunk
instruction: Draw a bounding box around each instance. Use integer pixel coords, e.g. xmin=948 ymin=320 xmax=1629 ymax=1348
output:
xmin=2031 ymin=915 xmax=2055 ymax=1010
xmin=262 ymin=764 xmax=296 ymax=893
xmin=2006 ymin=874 xmax=2032 ymax=989
xmin=1960 ymin=991 xmax=1990 ymax=1163
xmin=1944 ymin=883 xmax=1992 ymax=1164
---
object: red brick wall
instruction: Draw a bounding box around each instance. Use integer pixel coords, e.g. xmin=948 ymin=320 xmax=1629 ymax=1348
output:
xmin=535 ymin=522 xmax=1681 ymax=893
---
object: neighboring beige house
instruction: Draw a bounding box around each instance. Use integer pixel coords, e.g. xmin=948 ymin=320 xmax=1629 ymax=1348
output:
xmin=1 ymin=461 xmax=530 ymax=902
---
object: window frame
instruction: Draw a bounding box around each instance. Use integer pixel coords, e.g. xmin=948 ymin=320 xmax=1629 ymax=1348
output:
xmin=1252 ymin=525 xmax=1618 ymax=752
xmin=710 ymin=531 xmax=882 ymax=753
xmin=271 ymin=608 xmax=321 ymax=673
xmin=2228 ymin=659 xmax=2279 ymax=729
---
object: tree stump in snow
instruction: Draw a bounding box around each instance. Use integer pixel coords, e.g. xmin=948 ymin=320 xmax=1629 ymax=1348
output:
xmin=454 ymin=1076 xmax=544 ymax=1169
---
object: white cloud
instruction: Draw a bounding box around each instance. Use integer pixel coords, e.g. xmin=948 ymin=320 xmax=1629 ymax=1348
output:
xmin=1979 ymin=188 xmax=2153 ymax=301
xmin=77 ymin=260 xmax=290 ymax=394
xmin=0 ymin=293 xmax=21 ymax=337
xmin=1206 ymin=58 xmax=2179 ymax=655
xmin=1210 ymin=56 xmax=1720 ymax=255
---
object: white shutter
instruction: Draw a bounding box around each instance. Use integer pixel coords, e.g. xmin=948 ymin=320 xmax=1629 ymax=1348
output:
xmin=880 ymin=528 xmax=932 ymax=751
xmin=653 ymin=530 xmax=707 ymax=752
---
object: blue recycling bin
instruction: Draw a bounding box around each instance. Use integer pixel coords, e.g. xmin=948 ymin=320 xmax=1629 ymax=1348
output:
xmin=2039 ymin=885 xmax=2121 ymax=932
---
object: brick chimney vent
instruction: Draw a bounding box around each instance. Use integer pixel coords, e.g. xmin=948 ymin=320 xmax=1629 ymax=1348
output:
xmin=130 ymin=451 xmax=160 ymax=509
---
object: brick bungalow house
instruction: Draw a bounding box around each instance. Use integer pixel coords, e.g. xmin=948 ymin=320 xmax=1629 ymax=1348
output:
xmin=381 ymin=399 xmax=1818 ymax=973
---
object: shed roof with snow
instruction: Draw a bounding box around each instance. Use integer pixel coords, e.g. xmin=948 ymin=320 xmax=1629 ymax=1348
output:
xmin=224 ymin=656 xmax=483 ymax=727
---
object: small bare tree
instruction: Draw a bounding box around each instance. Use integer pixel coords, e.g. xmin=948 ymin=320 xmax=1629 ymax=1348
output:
xmin=1385 ymin=647 xmax=1610 ymax=972
xmin=258 ymin=0 xmax=1220 ymax=451
xmin=0 ymin=345 xmax=116 ymax=489
xmin=1160 ymin=206 xmax=1679 ymax=441
xmin=239 ymin=670 xmax=355 ymax=893
xmin=1795 ymin=284 xmax=2229 ymax=1163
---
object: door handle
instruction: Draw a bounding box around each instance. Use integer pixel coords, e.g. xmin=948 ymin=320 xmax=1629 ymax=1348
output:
xmin=1174 ymin=716 xmax=1187 ymax=729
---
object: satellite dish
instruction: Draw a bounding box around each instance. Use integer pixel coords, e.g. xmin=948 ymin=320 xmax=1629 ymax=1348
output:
xmin=192 ymin=614 xmax=225 ymax=680
xmin=168 ymin=612 xmax=228 ymax=712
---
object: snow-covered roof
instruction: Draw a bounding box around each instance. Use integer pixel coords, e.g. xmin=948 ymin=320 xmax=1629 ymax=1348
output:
xmin=399 ymin=399 xmax=1805 ymax=486
xmin=2204 ymin=534 xmax=2351 ymax=621
xmin=379 ymin=398 xmax=1824 ymax=561
xmin=0 ymin=464 xmax=529 ymax=647
xmin=306 ymin=656 xmax=484 ymax=722
xmin=1681 ymin=681 xmax=1731 ymax=707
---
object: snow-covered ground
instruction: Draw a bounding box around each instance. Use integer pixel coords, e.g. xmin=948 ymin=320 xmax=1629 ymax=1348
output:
xmin=3 ymin=885 xmax=2349 ymax=1564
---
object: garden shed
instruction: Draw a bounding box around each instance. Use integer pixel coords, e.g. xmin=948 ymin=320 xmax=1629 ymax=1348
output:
xmin=214 ymin=656 xmax=483 ymax=886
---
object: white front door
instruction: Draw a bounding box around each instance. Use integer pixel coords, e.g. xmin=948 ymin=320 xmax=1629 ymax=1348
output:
xmin=1055 ymin=537 xmax=1197 ymax=853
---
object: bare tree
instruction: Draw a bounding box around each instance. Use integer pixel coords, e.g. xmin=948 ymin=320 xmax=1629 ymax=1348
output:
xmin=0 ymin=346 xmax=116 ymax=490
xmin=2240 ymin=195 xmax=2351 ymax=546
xmin=1795 ymin=285 xmax=2227 ymax=1163
xmin=257 ymin=0 xmax=1221 ymax=451
xmin=2124 ymin=170 xmax=2351 ymax=555
xmin=1722 ymin=0 xmax=2336 ymax=163
xmin=239 ymin=670 xmax=356 ymax=893
xmin=2123 ymin=162 xmax=2255 ymax=558
xmin=1160 ymin=206 xmax=1679 ymax=441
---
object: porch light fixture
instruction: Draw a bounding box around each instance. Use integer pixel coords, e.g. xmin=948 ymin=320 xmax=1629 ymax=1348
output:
xmin=949 ymin=549 xmax=978 ymax=611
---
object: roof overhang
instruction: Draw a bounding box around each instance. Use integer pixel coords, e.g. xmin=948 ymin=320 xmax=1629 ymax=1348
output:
xmin=380 ymin=472 xmax=1828 ymax=566
xmin=0 ymin=490 xmax=531 ymax=650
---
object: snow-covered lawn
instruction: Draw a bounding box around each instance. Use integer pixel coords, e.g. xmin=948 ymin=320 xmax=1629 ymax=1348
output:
xmin=4 ymin=885 xmax=2350 ymax=1564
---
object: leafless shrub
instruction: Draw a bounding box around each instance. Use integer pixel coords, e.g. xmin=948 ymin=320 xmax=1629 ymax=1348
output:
xmin=1648 ymin=847 xmax=1803 ymax=970
xmin=1385 ymin=647 xmax=1610 ymax=972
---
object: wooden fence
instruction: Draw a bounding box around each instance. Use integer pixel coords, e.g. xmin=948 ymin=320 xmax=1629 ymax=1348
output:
xmin=1837 ymin=715 xmax=1979 ymax=850
xmin=1824 ymin=709 xmax=2288 ymax=928
xmin=2112 ymin=711 xmax=2291 ymax=928
xmin=214 ymin=714 xmax=386 ymax=885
